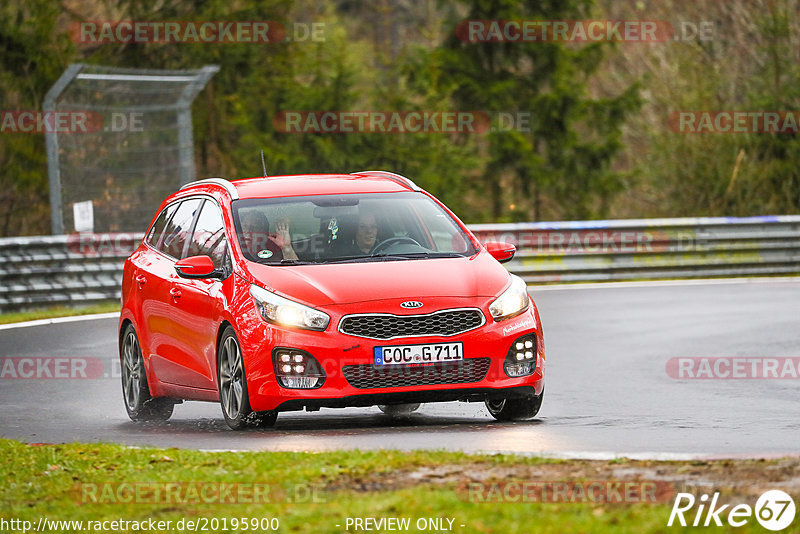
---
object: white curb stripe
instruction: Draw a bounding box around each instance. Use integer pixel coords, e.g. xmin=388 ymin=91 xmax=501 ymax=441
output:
xmin=528 ymin=276 xmax=800 ymax=291
xmin=0 ymin=312 xmax=120 ymax=331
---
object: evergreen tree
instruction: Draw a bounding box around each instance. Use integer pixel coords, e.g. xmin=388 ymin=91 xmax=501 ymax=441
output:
xmin=439 ymin=0 xmax=640 ymax=221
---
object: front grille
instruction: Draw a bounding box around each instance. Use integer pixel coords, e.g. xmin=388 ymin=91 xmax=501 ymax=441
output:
xmin=339 ymin=309 xmax=485 ymax=340
xmin=342 ymin=358 xmax=491 ymax=389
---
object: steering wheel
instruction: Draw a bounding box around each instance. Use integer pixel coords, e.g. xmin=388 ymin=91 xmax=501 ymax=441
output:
xmin=371 ymin=236 xmax=422 ymax=254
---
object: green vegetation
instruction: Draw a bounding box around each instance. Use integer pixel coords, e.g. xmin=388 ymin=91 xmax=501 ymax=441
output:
xmin=0 ymin=439 xmax=782 ymax=533
xmin=0 ymin=301 xmax=119 ymax=325
xmin=598 ymin=0 xmax=800 ymax=219
xmin=1 ymin=0 xmax=799 ymax=236
xmin=440 ymin=1 xmax=640 ymax=221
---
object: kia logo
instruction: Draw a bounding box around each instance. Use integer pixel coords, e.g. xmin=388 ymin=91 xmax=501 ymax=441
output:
xmin=401 ymin=301 xmax=423 ymax=309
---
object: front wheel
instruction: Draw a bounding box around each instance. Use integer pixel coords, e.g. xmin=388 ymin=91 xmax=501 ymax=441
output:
xmin=486 ymin=388 xmax=544 ymax=421
xmin=120 ymin=325 xmax=174 ymax=422
xmin=218 ymin=326 xmax=277 ymax=430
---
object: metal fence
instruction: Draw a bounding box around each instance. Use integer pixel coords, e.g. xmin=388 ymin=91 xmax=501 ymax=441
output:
xmin=44 ymin=64 xmax=218 ymax=235
xmin=0 ymin=233 xmax=141 ymax=310
xmin=470 ymin=215 xmax=800 ymax=283
xmin=1 ymin=216 xmax=799 ymax=312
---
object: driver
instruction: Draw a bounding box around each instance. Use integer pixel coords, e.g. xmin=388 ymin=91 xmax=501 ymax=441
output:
xmin=344 ymin=211 xmax=379 ymax=255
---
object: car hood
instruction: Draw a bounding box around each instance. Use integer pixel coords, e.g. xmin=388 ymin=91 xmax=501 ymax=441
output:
xmin=241 ymin=253 xmax=511 ymax=306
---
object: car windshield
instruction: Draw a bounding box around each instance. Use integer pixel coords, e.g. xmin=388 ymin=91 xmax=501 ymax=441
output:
xmin=231 ymin=192 xmax=476 ymax=264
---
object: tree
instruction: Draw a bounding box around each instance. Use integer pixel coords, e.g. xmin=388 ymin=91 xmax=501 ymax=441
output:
xmin=0 ymin=1 xmax=74 ymax=235
xmin=439 ymin=0 xmax=640 ymax=221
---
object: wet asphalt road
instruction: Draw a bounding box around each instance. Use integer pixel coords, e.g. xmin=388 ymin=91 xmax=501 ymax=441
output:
xmin=1 ymin=278 xmax=798 ymax=458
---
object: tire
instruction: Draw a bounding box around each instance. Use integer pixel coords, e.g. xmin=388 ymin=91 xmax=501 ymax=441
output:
xmin=485 ymin=388 xmax=544 ymax=421
xmin=378 ymin=403 xmax=421 ymax=416
xmin=120 ymin=325 xmax=174 ymax=422
xmin=217 ymin=326 xmax=277 ymax=430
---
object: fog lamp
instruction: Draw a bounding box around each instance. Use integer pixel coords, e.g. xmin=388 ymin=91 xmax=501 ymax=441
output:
xmin=273 ymin=348 xmax=325 ymax=389
xmin=504 ymin=333 xmax=537 ymax=377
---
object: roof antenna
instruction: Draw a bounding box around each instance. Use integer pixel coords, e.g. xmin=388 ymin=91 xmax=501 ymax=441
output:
xmin=260 ymin=149 xmax=268 ymax=177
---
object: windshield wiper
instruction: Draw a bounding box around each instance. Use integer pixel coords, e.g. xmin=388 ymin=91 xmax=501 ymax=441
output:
xmin=318 ymin=254 xmax=412 ymax=264
xmin=270 ymin=259 xmax=313 ymax=265
xmin=384 ymin=252 xmax=463 ymax=259
xmin=315 ymin=255 xmax=368 ymax=264
xmin=313 ymin=252 xmax=464 ymax=264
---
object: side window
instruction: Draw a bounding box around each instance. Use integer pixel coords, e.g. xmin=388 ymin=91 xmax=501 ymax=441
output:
xmin=187 ymin=200 xmax=229 ymax=269
xmin=160 ymin=198 xmax=202 ymax=259
xmin=146 ymin=203 xmax=178 ymax=248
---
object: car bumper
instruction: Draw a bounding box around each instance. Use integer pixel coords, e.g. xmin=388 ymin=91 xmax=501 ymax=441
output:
xmin=240 ymin=306 xmax=544 ymax=412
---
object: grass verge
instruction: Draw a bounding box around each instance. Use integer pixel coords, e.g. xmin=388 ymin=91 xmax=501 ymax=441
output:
xmin=0 ymin=302 xmax=119 ymax=325
xmin=1 ymin=439 xmax=796 ymax=533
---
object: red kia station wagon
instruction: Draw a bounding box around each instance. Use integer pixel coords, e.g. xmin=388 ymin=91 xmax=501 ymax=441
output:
xmin=119 ymin=171 xmax=545 ymax=429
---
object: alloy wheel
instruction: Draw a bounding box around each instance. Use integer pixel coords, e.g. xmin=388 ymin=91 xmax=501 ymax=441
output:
xmin=219 ymin=336 xmax=244 ymax=420
xmin=121 ymin=331 xmax=142 ymax=411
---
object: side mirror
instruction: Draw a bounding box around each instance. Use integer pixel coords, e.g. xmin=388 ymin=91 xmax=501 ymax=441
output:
xmin=484 ymin=242 xmax=516 ymax=264
xmin=175 ymin=255 xmax=220 ymax=279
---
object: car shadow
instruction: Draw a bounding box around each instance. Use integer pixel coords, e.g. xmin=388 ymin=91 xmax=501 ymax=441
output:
xmin=114 ymin=411 xmax=546 ymax=437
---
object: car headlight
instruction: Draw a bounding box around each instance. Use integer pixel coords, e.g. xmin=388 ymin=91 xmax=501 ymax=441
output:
xmin=250 ymin=285 xmax=330 ymax=331
xmin=489 ymin=275 xmax=530 ymax=321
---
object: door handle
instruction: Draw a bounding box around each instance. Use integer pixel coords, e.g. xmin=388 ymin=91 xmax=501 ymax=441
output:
xmin=169 ymin=287 xmax=182 ymax=300
xmin=135 ymin=274 xmax=147 ymax=288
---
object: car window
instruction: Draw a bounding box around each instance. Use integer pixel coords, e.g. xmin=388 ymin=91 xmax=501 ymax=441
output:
xmin=146 ymin=202 xmax=178 ymax=248
xmin=187 ymin=200 xmax=229 ymax=269
xmin=160 ymin=198 xmax=202 ymax=259
xmin=416 ymin=205 xmax=470 ymax=253
xmin=232 ymin=192 xmax=476 ymax=263
xmin=378 ymin=201 xmax=425 ymax=243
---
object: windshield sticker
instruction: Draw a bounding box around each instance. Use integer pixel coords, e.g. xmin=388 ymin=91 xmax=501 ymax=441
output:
xmin=328 ymin=218 xmax=339 ymax=241
xmin=257 ymin=249 xmax=274 ymax=259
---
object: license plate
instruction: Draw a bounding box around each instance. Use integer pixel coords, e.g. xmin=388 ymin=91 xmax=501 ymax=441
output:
xmin=373 ymin=342 xmax=463 ymax=366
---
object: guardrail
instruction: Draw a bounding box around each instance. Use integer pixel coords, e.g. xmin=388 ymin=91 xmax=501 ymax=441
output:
xmin=1 ymin=215 xmax=799 ymax=311
xmin=471 ymin=215 xmax=800 ymax=283
xmin=0 ymin=233 xmax=142 ymax=311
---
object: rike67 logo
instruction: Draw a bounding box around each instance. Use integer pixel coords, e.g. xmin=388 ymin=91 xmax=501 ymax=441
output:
xmin=668 ymin=490 xmax=796 ymax=531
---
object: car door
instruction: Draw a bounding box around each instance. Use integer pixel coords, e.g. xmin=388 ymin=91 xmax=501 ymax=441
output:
xmin=145 ymin=197 xmax=207 ymax=388
xmin=165 ymin=199 xmax=231 ymax=390
xmin=133 ymin=200 xmax=180 ymax=367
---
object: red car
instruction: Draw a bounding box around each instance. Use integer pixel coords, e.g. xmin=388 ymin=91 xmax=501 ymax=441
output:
xmin=119 ymin=171 xmax=545 ymax=429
